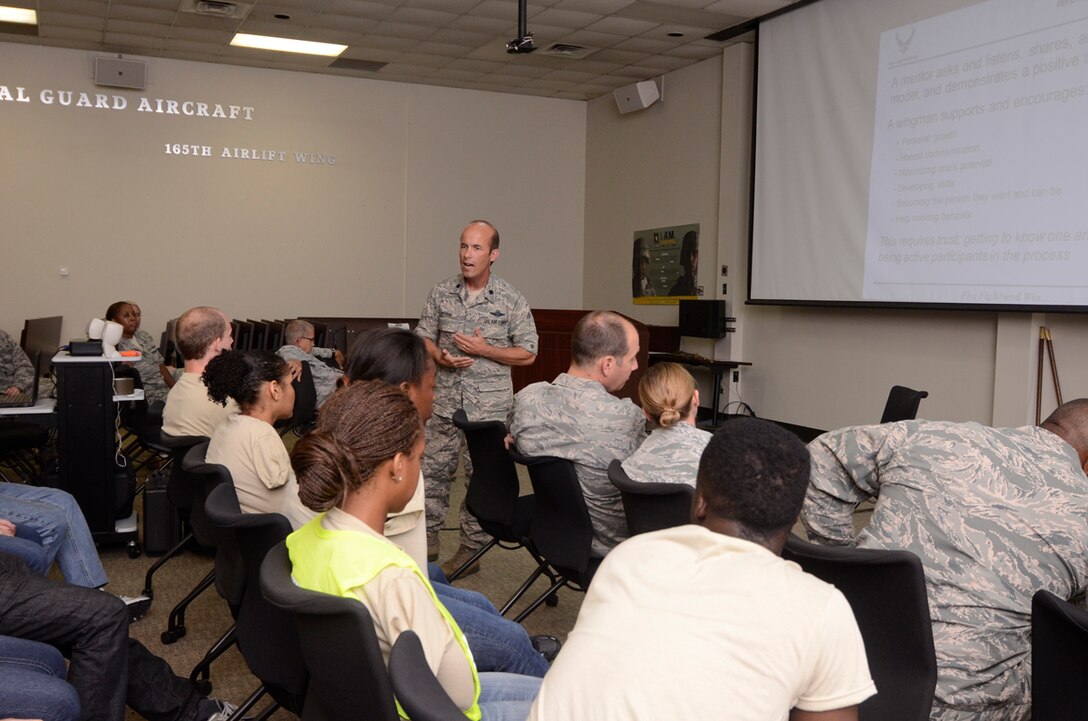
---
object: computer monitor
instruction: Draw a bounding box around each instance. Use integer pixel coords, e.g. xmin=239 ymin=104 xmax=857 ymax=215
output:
xmin=20 ymin=315 xmax=62 ymax=376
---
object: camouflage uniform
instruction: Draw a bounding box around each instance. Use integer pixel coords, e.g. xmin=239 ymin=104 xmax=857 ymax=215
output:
xmin=415 ymin=273 xmax=538 ymax=549
xmin=0 ymin=330 xmax=34 ymax=394
xmin=118 ymin=329 xmax=175 ymax=405
xmin=620 ymin=422 xmax=711 ymax=488
xmin=802 ymin=420 xmax=1088 ymax=721
xmin=510 ymin=373 xmax=647 ymax=556
xmin=275 ymin=344 xmax=343 ymax=407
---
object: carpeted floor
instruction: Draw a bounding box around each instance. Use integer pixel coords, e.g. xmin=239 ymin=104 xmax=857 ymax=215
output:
xmin=106 ymin=462 xmax=583 ymax=720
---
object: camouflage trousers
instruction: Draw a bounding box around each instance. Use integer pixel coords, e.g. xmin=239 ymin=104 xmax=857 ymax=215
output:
xmin=422 ymin=413 xmax=489 ymax=550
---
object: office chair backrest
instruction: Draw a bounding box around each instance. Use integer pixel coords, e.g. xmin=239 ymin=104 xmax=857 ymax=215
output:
xmin=264 ymin=320 xmax=284 ymax=351
xmin=277 ymin=362 xmax=317 ymax=436
xmin=158 ymin=431 xmax=209 ymax=511
xmin=606 ymin=459 xmax=693 ymax=536
xmin=1032 ymin=589 xmax=1088 ymax=721
xmin=880 ymin=385 xmax=929 ymax=423
xmin=453 ymin=409 xmax=523 ymax=539
xmin=204 ymin=482 xmax=306 ymax=712
xmin=260 ymin=541 xmax=399 ymax=721
xmin=782 ymin=536 xmax=936 ymax=721
xmin=182 ymin=442 xmax=243 ymax=600
xmin=389 ymin=630 xmax=465 ymax=721
xmin=509 ymin=450 xmax=595 ymax=578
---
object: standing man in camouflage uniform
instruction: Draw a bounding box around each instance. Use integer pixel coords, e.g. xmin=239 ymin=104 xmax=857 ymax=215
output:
xmin=415 ymin=220 xmax=538 ymax=577
xmin=510 ymin=311 xmax=646 ymax=557
xmin=801 ymin=400 xmax=1088 ymax=721
xmin=0 ymin=330 xmax=34 ymax=397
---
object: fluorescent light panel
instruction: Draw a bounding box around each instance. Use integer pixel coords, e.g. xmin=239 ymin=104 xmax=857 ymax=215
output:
xmin=230 ymin=33 xmax=346 ymax=57
xmin=0 ymin=6 xmax=37 ymax=24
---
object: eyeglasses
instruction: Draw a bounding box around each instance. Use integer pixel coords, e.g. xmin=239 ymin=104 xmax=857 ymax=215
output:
xmin=300 ymin=337 xmax=315 ymax=342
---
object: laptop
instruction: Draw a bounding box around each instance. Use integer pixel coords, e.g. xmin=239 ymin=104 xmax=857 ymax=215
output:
xmin=0 ymin=352 xmax=42 ymax=409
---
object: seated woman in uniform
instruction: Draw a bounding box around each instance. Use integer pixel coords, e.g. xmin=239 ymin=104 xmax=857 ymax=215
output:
xmin=620 ymin=362 xmax=712 ymax=488
xmin=105 ymin=301 xmax=177 ymax=407
xmin=203 ymin=349 xmax=312 ymax=530
xmin=287 ymin=381 xmax=542 ymax=720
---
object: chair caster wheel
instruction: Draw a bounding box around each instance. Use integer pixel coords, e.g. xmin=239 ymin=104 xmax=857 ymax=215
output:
xmin=161 ymin=630 xmax=178 ymax=644
xmin=128 ymin=542 xmax=142 ymax=559
xmin=194 ymin=679 xmax=212 ymax=695
xmin=545 ymin=593 xmax=559 ymax=607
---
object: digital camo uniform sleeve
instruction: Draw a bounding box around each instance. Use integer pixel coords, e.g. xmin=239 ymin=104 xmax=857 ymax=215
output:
xmin=802 ymin=423 xmax=904 ymax=546
xmin=0 ymin=330 xmax=35 ymax=393
xmin=414 ymin=285 xmax=442 ymax=344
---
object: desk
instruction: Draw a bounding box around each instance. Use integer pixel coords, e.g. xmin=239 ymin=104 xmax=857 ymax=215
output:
xmin=647 ymin=353 xmax=752 ymax=427
xmin=0 ymin=397 xmax=56 ymax=418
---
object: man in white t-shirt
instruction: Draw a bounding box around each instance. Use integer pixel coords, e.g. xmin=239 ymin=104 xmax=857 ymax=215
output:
xmin=529 ymin=417 xmax=877 ymax=721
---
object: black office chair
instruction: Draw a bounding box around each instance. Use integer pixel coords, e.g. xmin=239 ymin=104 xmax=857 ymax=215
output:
xmin=389 ymin=630 xmax=465 ymax=721
xmin=447 ymin=410 xmax=555 ymax=611
xmin=141 ymin=432 xmax=208 ymax=601
xmin=203 ymin=480 xmax=306 ymax=718
xmin=1032 ymin=589 xmax=1088 ymax=721
xmin=276 ymin=361 xmax=317 ymax=438
xmin=507 ymin=450 xmax=601 ymax=623
xmin=783 ymin=536 xmax=936 ymax=721
xmin=880 ymin=386 xmax=929 ymax=423
xmin=159 ymin=441 xmax=237 ymax=646
xmin=0 ymin=419 xmax=49 ymax=484
xmin=260 ymin=541 xmax=399 ymax=721
xmin=606 ymin=459 xmax=693 ymax=536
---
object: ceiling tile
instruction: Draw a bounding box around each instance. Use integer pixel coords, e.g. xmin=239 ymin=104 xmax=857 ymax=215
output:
xmin=587 ymin=46 xmax=643 ymax=63
xmin=110 ymin=0 xmax=178 ymax=11
xmin=531 ymin=7 xmax=605 ymax=29
xmin=641 ymin=53 xmax=690 ymax=69
xmin=705 ymin=0 xmax=794 ymax=15
xmin=553 ymin=0 xmax=633 ymax=13
xmin=309 ymin=13 xmax=378 ymax=33
xmin=306 ymin=27 xmax=374 ymax=43
xmin=541 ymin=68 xmax=600 ymax=81
xmin=584 ymin=16 xmax=658 ymax=35
xmin=324 ymin=0 xmax=400 ymax=21
xmin=395 ymin=51 xmax=452 ymax=67
xmin=107 ymin=6 xmax=176 ymax=24
xmin=403 ymin=0 xmax=481 ymax=11
xmin=38 ymin=11 xmax=106 ymax=31
xmin=612 ymin=35 xmax=673 ymax=52
xmin=38 ymin=26 xmax=104 ymax=43
xmin=413 ymin=40 xmax=476 ymax=56
xmin=103 ymin=32 xmax=164 ymax=50
xmin=428 ymin=27 xmax=492 ymax=46
xmin=41 ymin=0 xmax=109 ymax=18
xmin=388 ymin=6 xmax=459 ymax=26
xmin=586 ymin=73 xmax=632 ymax=86
xmin=369 ymin=20 xmax=435 ymax=40
xmin=448 ymin=14 xmax=511 ymax=33
xmin=662 ymin=41 xmax=722 ymax=58
xmin=357 ymin=33 xmax=421 ymax=50
xmin=445 ymin=57 xmax=508 ymax=72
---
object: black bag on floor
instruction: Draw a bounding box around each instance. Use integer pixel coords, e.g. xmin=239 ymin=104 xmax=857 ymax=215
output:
xmin=143 ymin=469 xmax=181 ymax=556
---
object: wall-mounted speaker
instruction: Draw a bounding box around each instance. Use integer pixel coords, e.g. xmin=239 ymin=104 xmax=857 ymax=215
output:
xmin=94 ymin=57 xmax=146 ymax=90
xmin=614 ymin=79 xmax=660 ymax=114
xmin=679 ymin=299 xmax=734 ymax=339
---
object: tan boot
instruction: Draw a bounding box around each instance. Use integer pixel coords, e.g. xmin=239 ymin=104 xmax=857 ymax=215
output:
xmin=441 ymin=546 xmax=481 ymax=579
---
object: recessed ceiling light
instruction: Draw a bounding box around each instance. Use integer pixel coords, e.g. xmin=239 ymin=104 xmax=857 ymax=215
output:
xmin=274 ymin=13 xmax=290 ymax=20
xmin=667 ymin=31 xmax=683 ymax=37
xmin=0 ymin=6 xmax=37 ymax=24
xmin=230 ymin=32 xmax=346 ymax=57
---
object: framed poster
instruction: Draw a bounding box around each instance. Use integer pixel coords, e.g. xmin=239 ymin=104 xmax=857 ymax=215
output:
xmin=632 ymin=223 xmax=700 ymax=305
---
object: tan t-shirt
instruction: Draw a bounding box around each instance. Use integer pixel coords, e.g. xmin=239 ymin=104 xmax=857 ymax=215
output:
xmin=162 ymin=372 xmax=238 ymax=438
xmin=206 ymin=414 xmax=312 ymax=530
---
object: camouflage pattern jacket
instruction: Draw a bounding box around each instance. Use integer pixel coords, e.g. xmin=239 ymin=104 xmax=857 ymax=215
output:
xmin=415 ymin=273 xmax=537 ymax=421
xmin=802 ymin=420 xmax=1088 ymax=721
xmin=620 ymin=421 xmax=711 ymax=488
xmin=0 ymin=330 xmax=34 ymax=394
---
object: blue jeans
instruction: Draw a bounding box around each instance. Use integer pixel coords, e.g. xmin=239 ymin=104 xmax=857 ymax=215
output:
xmin=0 ymin=524 xmax=49 ymax=574
xmin=0 ymin=483 xmax=108 ymax=587
xmin=428 ymin=564 xmax=549 ymax=678
xmin=478 ymin=672 xmax=541 ymax=721
xmin=0 ymin=552 xmax=218 ymax=721
xmin=0 ymin=634 xmax=81 ymax=721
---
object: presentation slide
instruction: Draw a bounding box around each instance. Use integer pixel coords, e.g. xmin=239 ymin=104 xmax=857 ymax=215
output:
xmin=751 ymin=0 xmax=1088 ymax=310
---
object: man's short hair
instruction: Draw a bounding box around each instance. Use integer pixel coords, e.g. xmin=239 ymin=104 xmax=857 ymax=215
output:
xmin=696 ymin=418 xmax=811 ymax=540
xmin=285 ymin=319 xmax=314 ymax=345
xmin=466 ymin=219 xmax=500 ymax=250
xmin=175 ymin=306 xmax=228 ymax=361
xmin=571 ymin=311 xmax=629 ymax=367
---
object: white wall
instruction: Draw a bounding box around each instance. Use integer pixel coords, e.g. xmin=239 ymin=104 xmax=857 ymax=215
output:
xmin=584 ymin=42 xmax=1088 ymax=431
xmin=0 ymin=42 xmax=585 ymax=345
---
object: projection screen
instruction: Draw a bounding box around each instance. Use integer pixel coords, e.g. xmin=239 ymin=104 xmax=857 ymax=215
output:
xmin=750 ymin=0 xmax=1088 ymax=311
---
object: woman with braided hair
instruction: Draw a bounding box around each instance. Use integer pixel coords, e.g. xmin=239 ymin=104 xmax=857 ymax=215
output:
xmin=620 ymin=362 xmax=712 ymax=488
xmin=203 ymin=350 xmax=312 ymax=530
xmin=287 ymin=380 xmax=541 ymax=721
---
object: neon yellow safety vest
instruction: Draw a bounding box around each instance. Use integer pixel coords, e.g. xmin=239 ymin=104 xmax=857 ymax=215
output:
xmin=286 ymin=515 xmax=482 ymax=721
